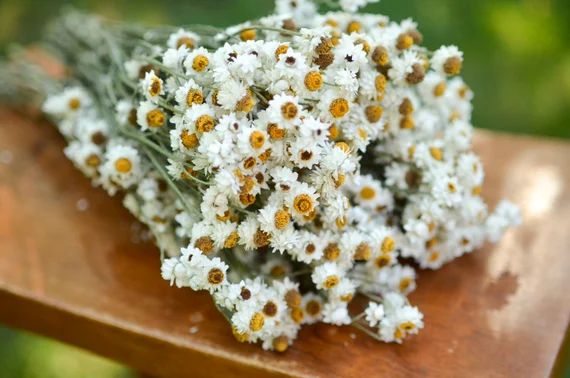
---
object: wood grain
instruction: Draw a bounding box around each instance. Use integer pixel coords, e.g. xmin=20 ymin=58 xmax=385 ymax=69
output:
xmin=0 ymin=107 xmax=568 ymax=377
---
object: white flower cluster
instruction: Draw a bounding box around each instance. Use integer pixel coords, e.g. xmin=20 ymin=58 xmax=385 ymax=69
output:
xmin=41 ymin=0 xmax=520 ymax=351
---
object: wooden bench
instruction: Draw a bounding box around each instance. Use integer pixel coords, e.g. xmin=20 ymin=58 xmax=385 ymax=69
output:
xmin=0 ymin=107 xmax=569 ymax=377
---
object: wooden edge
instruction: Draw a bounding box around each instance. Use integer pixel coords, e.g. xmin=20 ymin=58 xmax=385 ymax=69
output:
xmin=0 ymin=285 xmax=292 ymax=378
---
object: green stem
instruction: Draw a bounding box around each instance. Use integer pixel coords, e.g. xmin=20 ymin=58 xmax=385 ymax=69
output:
xmin=142 ymin=146 xmax=195 ymax=215
xmin=351 ymin=322 xmax=383 ymax=342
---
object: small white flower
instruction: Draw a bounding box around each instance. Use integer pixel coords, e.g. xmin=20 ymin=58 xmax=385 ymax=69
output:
xmin=365 ymin=302 xmax=385 ymax=327
xmin=431 ymin=45 xmax=463 ymax=75
xmin=322 ymin=301 xmax=351 ymax=325
xmin=312 ymin=262 xmax=342 ymax=290
xmin=167 ymin=29 xmax=200 ymax=50
xmin=100 ymin=144 xmax=143 ymax=194
xmin=136 ymin=101 xmax=166 ymax=131
xmin=43 ymin=87 xmax=91 ymax=119
xmin=141 ymin=70 xmax=164 ymax=102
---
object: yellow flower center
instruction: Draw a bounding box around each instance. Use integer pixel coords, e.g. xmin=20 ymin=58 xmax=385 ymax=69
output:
xmin=433 ymin=82 xmax=447 ymax=97
xmin=400 ymin=117 xmax=415 ymax=130
xmin=281 ymin=102 xmax=298 ymax=120
xmin=444 ymin=56 xmax=462 ymax=75
xmin=243 ymin=156 xmax=256 ymax=170
xmin=458 ymin=85 xmax=470 ymax=99
xmin=176 ymin=37 xmax=195 ymax=49
xmin=263 ymin=301 xmax=278 ymax=317
xmin=249 ymin=130 xmax=266 ymax=149
xmin=223 ymin=231 xmax=240 ymax=249
xmin=258 ymin=149 xmax=272 ymax=162
xmin=239 ymin=192 xmax=256 ymax=206
xmin=305 ymin=300 xmax=321 ymax=316
xmin=195 ymin=114 xmax=215 ymax=132
xmin=305 ymin=243 xmax=316 ymax=255
xmin=313 ymin=52 xmax=334 ymax=70
xmin=68 ymin=97 xmax=81 ymax=110
xmin=195 ymin=236 xmax=215 ymax=254
xmin=329 ymin=98 xmax=349 ymax=118
xmin=400 ymin=321 xmax=416 ymax=332
xmin=275 ymin=44 xmax=289 ymax=60
xmin=428 ymin=251 xmax=440 ymax=262
xmin=85 ymin=154 xmax=101 ymax=167
xmin=334 ymin=173 xmax=346 ymax=188
xmin=232 ymin=326 xmax=249 ymax=343
xmin=323 ymin=275 xmax=340 ymax=289
xmin=375 ymin=74 xmax=387 ymax=94
xmin=354 ymin=243 xmax=372 ymax=261
xmin=216 ymin=211 xmax=231 ymax=222
xmin=394 ymin=327 xmax=404 ymax=340
xmin=407 ymin=145 xmax=416 ymax=159
xmin=254 ymin=229 xmax=270 ymax=248
xmin=207 ymin=268 xmax=225 ymax=285
xmin=365 ymin=105 xmax=383 ymax=123
xmin=274 ymin=209 xmax=291 ymax=230
xmin=146 ymin=109 xmax=165 ymax=128
xmin=346 ymin=21 xmax=362 ymax=33
xmin=192 ymin=55 xmax=209 ymax=72
xmin=304 ymin=71 xmax=323 ymax=91
xmin=375 ymin=254 xmax=391 ymax=268
xmin=397 ymin=33 xmax=414 ymax=50
xmin=181 ymin=130 xmax=199 ymax=149
xmin=334 ymin=141 xmax=350 ymax=153
xmin=114 ymin=158 xmax=132 ymax=173
xmin=372 ymin=46 xmax=390 ymax=66
xmin=240 ymin=29 xmax=257 ymax=41
xmin=406 ymin=63 xmax=426 ymax=85
xmin=426 ymin=238 xmax=438 ymax=249
xmin=186 ymin=89 xmax=204 ymax=107
xmin=324 ymin=17 xmax=339 ymax=26
xmin=272 ymin=336 xmax=289 ymax=353
xmin=285 ymin=289 xmax=302 ymax=308
xmin=399 ymin=277 xmax=412 ymax=292
xmin=335 ymin=216 xmax=347 ymax=229
xmin=429 ymin=147 xmax=443 ymax=161
xmin=290 ymin=307 xmax=304 ymax=324
xmin=268 ymin=123 xmax=286 ymax=140
xmin=360 ymin=186 xmax=376 ymax=200
xmin=381 ymin=236 xmax=395 ymax=254
xmin=293 ymin=194 xmax=314 ymax=214
xmin=235 ymin=91 xmax=255 ymax=113
xmin=399 ymin=98 xmax=414 ymax=115
xmin=270 ymin=265 xmax=286 ymax=278
xmin=149 ymin=77 xmax=162 ymax=97
xmin=356 ymin=38 xmax=371 ymax=54
xmin=324 ymin=243 xmax=340 ymax=261
xmin=249 ymin=312 xmax=265 ymax=332
xmin=328 ymin=125 xmax=340 ymax=140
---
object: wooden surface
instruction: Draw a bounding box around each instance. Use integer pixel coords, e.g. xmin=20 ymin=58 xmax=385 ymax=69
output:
xmin=0 ymin=106 xmax=569 ymax=377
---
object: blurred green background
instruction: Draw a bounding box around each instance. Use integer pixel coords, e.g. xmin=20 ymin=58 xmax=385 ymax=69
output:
xmin=1 ymin=0 xmax=569 ymax=139
xmin=0 ymin=0 xmax=568 ymax=377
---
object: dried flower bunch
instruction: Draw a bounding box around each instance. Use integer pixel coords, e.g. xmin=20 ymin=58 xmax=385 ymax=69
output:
xmin=37 ymin=0 xmax=520 ymax=351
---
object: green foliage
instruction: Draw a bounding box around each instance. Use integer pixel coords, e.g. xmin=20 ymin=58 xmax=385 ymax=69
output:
xmin=1 ymin=0 xmax=569 ymax=138
xmin=0 ymin=327 xmax=132 ymax=378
